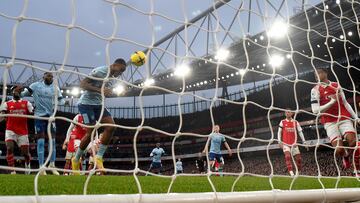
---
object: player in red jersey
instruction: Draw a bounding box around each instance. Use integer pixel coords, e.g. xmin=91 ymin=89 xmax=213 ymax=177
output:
xmin=0 ymin=86 xmax=33 ymax=174
xmin=62 ymin=114 xmax=87 ymax=175
xmin=277 ymin=109 xmax=307 ymax=176
xmin=311 ymin=67 xmax=359 ymax=169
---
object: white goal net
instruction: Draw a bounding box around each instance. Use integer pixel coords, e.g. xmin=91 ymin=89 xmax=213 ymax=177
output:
xmin=0 ymin=0 xmax=360 ymax=202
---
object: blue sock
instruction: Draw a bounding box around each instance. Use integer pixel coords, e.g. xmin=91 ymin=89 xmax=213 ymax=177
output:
xmin=48 ymin=139 xmax=56 ymax=163
xmin=96 ymin=144 xmax=107 ymax=158
xmin=74 ymin=148 xmax=85 ymax=161
xmin=37 ymin=138 xmax=45 ymax=167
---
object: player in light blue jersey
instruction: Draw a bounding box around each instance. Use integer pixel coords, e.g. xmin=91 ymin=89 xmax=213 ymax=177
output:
xmin=17 ymin=72 xmax=65 ymax=175
xmin=176 ymin=158 xmax=183 ymax=174
xmin=147 ymin=143 xmax=165 ymax=175
xmin=202 ymin=125 xmax=232 ymax=175
xmin=71 ymin=58 xmax=126 ymax=175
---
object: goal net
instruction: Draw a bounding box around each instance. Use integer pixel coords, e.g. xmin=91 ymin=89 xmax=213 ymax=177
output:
xmin=0 ymin=0 xmax=360 ymax=202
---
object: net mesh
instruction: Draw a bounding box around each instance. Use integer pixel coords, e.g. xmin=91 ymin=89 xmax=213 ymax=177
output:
xmin=0 ymin=0 xmax=360 ymax=202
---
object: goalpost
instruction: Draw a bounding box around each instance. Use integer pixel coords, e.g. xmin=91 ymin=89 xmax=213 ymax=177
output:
xmin=0 ymin=0 xmax=360 ymax=202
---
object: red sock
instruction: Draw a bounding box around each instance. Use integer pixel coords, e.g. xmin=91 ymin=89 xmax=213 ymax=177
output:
xmin=295 ymin=155 xmax=302 ymax=171
xmin=354 ymin=148 xmax=360 ymax=171
xmin=285 ymin=154 xmax=293 ymax=172
xmin=64 ymin=160 xmax=71 ymax=170
xmin=6 ymin=150 xmax=15 ymax=167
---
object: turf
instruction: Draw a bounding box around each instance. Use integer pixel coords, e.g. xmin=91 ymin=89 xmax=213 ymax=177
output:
xmin=0 ymin=174 xmax=360 ymax=195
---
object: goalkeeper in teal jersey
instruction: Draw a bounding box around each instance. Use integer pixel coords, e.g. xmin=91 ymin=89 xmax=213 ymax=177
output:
xmin=17 ymin=72 xmax=65 ymax=175
xmin=202 ymin=125 xmax=232 ymax=175
xmin=147 ymin=143 xmax=165 ymax=175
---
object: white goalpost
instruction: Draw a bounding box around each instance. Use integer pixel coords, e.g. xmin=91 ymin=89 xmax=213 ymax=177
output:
xmin=0 ymin=0 xmax=360 ymax=202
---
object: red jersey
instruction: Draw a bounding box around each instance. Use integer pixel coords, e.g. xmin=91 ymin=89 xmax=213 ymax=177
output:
xmin=279 ymin=119 xmax=301 ymax=145
xmin=1 ymin=100 xmax=33 ymax=135
xmin=311 ymin=82 xmax=352 ymax=124
xmin=66 ymin=114 xmax=87 ymax=152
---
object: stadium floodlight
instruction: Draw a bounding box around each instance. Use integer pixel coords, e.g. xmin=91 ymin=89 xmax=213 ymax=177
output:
xmin=332 ymin=38 xmax=336 ymax=42
xmin=286 ymin=54 xmax=292 ymax=59
xmin=66 ymin=89 xmax=70 ymax=93
xmin=336 ymin=0 xmax=340 ymax=4
xmin=259 ymin=35 xmax=264 ymax=40
xmin=113 ymin=84 xmax=125 ymax=95
xmin=348 ymin=31 xmax=353 ymax=36
xmin=144 ymin=78 xmax=155 ymax=87
xmin=267 ymin=21 xmax=288 ymax=39
xmin=71 ymin=87 xmax=80 ymax=96
xmin=340 ymin=35 xmax=344 ymax=39
xmin=174 ymin=64 xmax=191 ymax=77
xmin=269 ymin=55 xmax=285 ymax=68
xmin=239 ymin=69 xmax=247 ymax=75
xmin=215 ymin=48 xmax=230 ymax=61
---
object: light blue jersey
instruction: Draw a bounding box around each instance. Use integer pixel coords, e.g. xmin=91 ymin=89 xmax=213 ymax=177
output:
xmin=150 ymin=147 xmax=165 ymax=163
xmin=21 ymin=81 xmax=64 ymax=117
xmin=209 ymin=133 xmax=226 ymax=154
xmin=78 ymin=66 xmax=114 ymax=105
xmin=176 ymin=160 xmax=183 ymax=171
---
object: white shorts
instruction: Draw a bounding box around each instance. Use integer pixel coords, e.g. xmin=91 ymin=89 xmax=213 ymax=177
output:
xmin=324 ymin=120 xmax=356 ymax=142
xmin=65 ymin=151 xmax=75 ymax=160
xmin=5 ymin=130 xmax=29 ymax=147
xmin=283 ymin=145 xmax=300 ymax=156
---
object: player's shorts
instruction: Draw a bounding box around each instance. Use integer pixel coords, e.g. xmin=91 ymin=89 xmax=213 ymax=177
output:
xmin=5 ymin=130 xmax=29 ymax=147
xmin=151 ymin=162 xmax=162 ymax=169
xmin=78 ymin=104 xmax=111 ymax=125
xmin=282 ymin=145 xmax=300 ymax=156
xmin=34 ymin=116 xmax=56 ymax=134
xmin=209 ymin=152 xmax=224 ymax=164
xmin=65 ymin=151 xmax=75 ymax=160
xmin=176 ymin=170 xmax=183 ymax=174
xmin=324 ymin=119 xmax=356 ymax=142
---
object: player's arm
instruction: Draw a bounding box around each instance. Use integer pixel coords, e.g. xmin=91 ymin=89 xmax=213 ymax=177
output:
xmin=0 ymin=102 xmax=8 ymax=122
xmin=63 ymin=115 xmax=78 ymax=150
xmin=202 ymin=136 xmax=211 ymax=153
xmin=296 ymin=121 xmax=309 ymax=151
xmin=80 ymin=69 xmax=112 ymax=96
xmin=311 ymin=88 xmax=336 ymax=114
xmin=340 ymin=88 xmax=359 ymax=122
xmin=223 ymin=140 xmax=232 ymax=157
xmin=27 ymin=101 xmax=34 ymax=114
xmin=19 ymin=83 xmax=35 ymax=97
xmin=277 ymin=121 xmax=283 ymax=148
xmin=150 ymin=149 xmax=155 ymax=157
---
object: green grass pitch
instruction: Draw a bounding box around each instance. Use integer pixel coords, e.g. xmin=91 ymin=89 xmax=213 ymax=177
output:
xmin=0 ymin=175 xmax=360 ymax=195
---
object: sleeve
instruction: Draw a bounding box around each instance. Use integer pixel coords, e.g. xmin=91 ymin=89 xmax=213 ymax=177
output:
xmin=65 ymin=115 xmax=78 ymax=142
xmin=311 ymin=87 xmax=336 ymax=114
xmin=277 ymin=121 xmax=283 ymax=142
xmin=221 ymin=134 xmax=226 ymax=143
xmin=89 ymin=67 xmax=106 ymax=78
xmin=150 ymin=149 xmax=154 ymax=157
xmin=27 ymin=101 xmax=34 ymax=113
xmin=0 ymin=102 xmax=8 ymax=112
xmin=296 ymin=121 xmax=306 ymax=142
xmin=340 ymin=89 xmax=358 ymax=119
xmin=21 ymin=83 xmax=35 ymax=97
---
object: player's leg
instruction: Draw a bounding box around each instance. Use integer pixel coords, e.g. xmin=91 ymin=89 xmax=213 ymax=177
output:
xmin=217 ymin=156 xmax=224 ymax=177
xmin=93 ymin=108 xmax=115 ymax=172
xmin=18 ymin=135 xmax=31 ymax=175
xmin=339 ymin=120 xmax=357 ymax=169
xmin=63 ymin=151 xmax=72 ymax=175
xmin=35 ymin=119 xmax=46 ymax=170
xmin=5 ymin=131 xmax=16 ymax=174
xmin=354 ymin=142 xmax=360 ymax=176
xmin=283 ymin=146 xmax=294 ymax=176
xmin=293 ymin=146 xmax=302 ymax=173
xmin=146 ymin=162 xmax=154 ymax=176
xmin=48 ymin=122 xmax=59 ymax=175
xmin=72 ymin=104 xmax=96 ymax=174
xmin=208 ymin=152 xmax=216 ymax=172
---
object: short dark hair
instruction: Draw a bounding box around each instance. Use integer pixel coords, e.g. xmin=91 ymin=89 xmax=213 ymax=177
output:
xmin=113 ymin=58 xmax=126 ymax=66
xmin=43 ymin=72 xmax=53 ymax=76
xmin=315 ymin=67 xmax=328 ymax=73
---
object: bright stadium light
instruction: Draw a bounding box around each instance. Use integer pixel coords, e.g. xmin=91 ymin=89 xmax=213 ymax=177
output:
xmin=340 ymin=34 xmax=344 ymax=39
xmin=269 ymin=55 xmax=285 ymax=68
xmin=113 ymin=84 xmax=125 ymax=95
xmin=267 ymin=21 xmax=288 ymax=39
xmin=71 ymin=87 xmax=80 ymax=96
xmin=239 ymin=69 xmax=247 ymax=75
xmin=144 ymin=78 xmax=155 ymax=87
xmin=348 ymin=31 xmax=353 ymax=36
xmin=215 ymin=48 xmax=230 ymax=61
xmin=174 ymin=64 xmax=191 ymax=77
